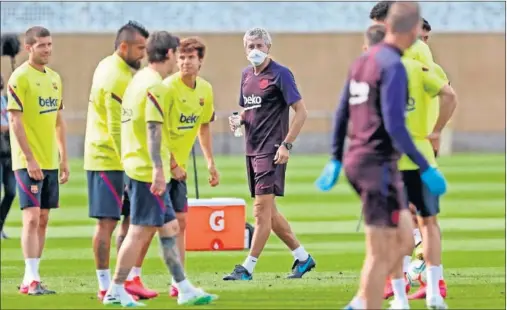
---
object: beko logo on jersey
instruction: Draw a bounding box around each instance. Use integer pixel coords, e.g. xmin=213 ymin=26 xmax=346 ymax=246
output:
xmin=179 ymin=113 xmax=199 ymax=124
xmin=38 ymin=96 xmax=58 ymax=108
xmin=243 ymin=95 xmax=262 ymax=105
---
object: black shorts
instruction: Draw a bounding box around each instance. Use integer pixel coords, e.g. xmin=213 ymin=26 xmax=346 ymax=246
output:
xmin=14 ymin=169 xmax=59 ymax=210
xmin=402 ymin=169 xmax=440 ymax=217
xmin=87 ymin=171 xmax=129 ymax=220
xmin=168 ymin=179 xmax=188 ymax=213
xmin=126 ymin=177 xmax=176 ymax=227
xmin=246 ymin=154 xmax=286 ymax=198
xmin=344 ymin=160 xmax=406 ymax=228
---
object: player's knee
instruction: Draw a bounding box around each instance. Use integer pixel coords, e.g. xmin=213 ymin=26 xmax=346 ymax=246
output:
xmin=160 ymin=219 xmax=180 ymax=237
xmin=97 ymin=218 xmax=117 ymax=235
xmin=23 ymin=208 xmax=40 ymax=231
xmin=419 ymin=215 xmax=437 ymax=227
xmin=176 ymin=214 xmax=187 ymax=233
xmin=253 ymin=195 xmax=273 ymax=221
xmin=38 ymin=214 xmax=49 ymax=230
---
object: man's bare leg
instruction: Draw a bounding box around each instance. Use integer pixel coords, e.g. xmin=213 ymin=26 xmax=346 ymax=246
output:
xmin=21 ymin=208 xmax=41 ymax=287
xmin=93 ymin=218 xmax=117 ymax=293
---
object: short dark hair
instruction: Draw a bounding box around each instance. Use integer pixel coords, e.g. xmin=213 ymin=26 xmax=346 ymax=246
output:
xmin=369 ymin=1 xmax=394 ymax=22
xmin=365 ymin=24 xmax=386 ymax=46
xmin=387 ymin=2 xmax=421 ymax=33
xmin=114 ymin=20 xmax=149 ymax=50
xmin=422 ymin=18 xmax=432 ymax=32
xmin=179 ymin=37 xmax=206 ymax=59
xmin=147 ymin=31 xmax=180 ymax=63
xmin=25 ymin=26 xmax=51 ymax=45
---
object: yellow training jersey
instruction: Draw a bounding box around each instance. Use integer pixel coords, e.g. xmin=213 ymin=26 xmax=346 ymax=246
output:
xmin=162 ymin=73 xmax=215 ymax=171
xmin=428 ymin=63 xmax=450 ymax=132
xmin=122 ymin=67 xmax=172 ymax=183
xmin=6 ymin=62 xmax=63 ymax=170
xmin=84 ymin=53 xmax=133 ymax=171
xmin=404 ymin=39 xmax=434 ymax=67
xmin=399 ymin=58 xmax=447 ymax=171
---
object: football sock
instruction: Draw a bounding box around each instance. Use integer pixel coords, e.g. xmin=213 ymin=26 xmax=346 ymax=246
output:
xmin=349 ymin=296 xmax=364 ymax=309
xmin=426 ymin=266 xmax=442 ymax=298
xmin=392 ymin=278 xmax=408 ymax=301
xmin=131 ymin=267 xmax=141 ymax=278
xmin=242 ymin=255 xmax=257 ymax=274
xmin=126 ymin=268 xmax=135 ymax=281
xmin=96 ymin=269 xmax=111 ymax=291
xmin=292 ymin=246 xmax=309 ymax=262
xmin=176 ymin=279 xmax=194 ymax=294
xmin=24 ymin=258 xmax=40 ymax=284
xmin=403 ymin=256 xmax=411 ymax=273
xmin=439 ymin=264 xmax=444 ymax=281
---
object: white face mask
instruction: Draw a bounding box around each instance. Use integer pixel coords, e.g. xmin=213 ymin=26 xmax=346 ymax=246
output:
xmin=247 ymin=49 xmax=268 ymax=67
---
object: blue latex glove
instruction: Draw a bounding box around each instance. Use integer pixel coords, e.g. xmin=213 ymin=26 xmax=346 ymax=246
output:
xmin=315 ymin=159 xmax=342 ymax=192
xmin=421 ymin=167 xmax=447 ymax=196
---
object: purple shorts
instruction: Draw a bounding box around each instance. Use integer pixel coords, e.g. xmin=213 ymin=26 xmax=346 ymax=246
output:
xmin=246 ymin=154 xmax=286 ymax=198
xmin=343 ymin=159 xmax=406 ymax=228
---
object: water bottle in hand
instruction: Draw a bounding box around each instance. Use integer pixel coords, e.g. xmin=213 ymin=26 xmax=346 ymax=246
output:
xmin=229 ymin=112 xmax=243 ymax=137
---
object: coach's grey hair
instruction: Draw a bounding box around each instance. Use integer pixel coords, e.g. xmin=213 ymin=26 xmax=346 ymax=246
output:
xmin=243 ymin=27 xmax=272 ymax=48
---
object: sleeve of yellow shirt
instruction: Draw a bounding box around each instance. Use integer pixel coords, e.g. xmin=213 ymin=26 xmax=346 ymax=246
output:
xmin=422 ymin=66 xmax=447 ymax=99
xmin=104 ymin=81 xmax=127 ymax=157
xmin=57 ymin=74 xmax=64 ymax=111
xmin=145 ymin=84 xmax=166 ymax=124
xmin=201 ymin=85 xmax=216 ymax=124
xmin=417 ymin=41 xmax=434 ymax=67
xmin=432 ymin=63 xmax=449 ymax=84
xmin=6 ymin=73 xmax=26 ymax=112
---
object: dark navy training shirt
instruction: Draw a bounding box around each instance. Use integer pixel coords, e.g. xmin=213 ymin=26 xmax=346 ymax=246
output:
xmin=331 ymin=43 xmax=429 ymax=171
xmin=239 ymin=60 xmax=302 ymax=156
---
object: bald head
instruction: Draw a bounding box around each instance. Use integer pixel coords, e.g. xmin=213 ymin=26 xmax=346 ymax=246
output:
xmin=386 ymin=2 xmax=421 ymax=33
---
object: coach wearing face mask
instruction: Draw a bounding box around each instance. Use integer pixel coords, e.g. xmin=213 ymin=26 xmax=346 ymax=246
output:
xmin=0 ymin=74 xmax=15 ymax=239
xmin=224 ymin=27 xmax=313 ymax=281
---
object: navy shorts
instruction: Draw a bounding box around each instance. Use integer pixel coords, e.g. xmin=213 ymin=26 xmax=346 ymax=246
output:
xmin=344 ymin=160 xmax=407 ymax=228
xmin=246 ymin=154 xmax=286 ymax=198
xmin=14 ymin=169 xmax=59 ymax=210
xmin=87 ymin=171 xmax=129 ymax=220
xmin=402 ymin=169 xmax=440 ymax=217
xmin=168 ymin=179 xmax=188 ymax=213
xmin=127 ymin=177 xmax=176 ymax=227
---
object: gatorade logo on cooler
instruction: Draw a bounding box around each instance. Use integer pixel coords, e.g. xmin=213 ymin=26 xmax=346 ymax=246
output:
xmin=209 ymin=210 xmax=225 ymax=232
xmin=210 ymin=238 xmax=224 ymax=250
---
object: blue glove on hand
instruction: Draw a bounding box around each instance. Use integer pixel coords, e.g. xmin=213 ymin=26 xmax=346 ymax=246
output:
xmin=421 ymin=167 xmax=447 ymax=196
xmin=315 ymin=159 xmax=342 ymax=192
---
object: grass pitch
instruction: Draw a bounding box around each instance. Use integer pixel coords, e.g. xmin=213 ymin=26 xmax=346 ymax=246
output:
xmin=1 ymin=153 xmax=505 ymax=309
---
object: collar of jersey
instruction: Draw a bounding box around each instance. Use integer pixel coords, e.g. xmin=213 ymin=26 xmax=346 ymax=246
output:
xmin=177 ymin=73 xmax=198 ymax=91
xmin=112 ymin=53 xmax=131 ymax=73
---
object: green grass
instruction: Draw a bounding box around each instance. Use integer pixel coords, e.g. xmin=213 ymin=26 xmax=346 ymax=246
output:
xmin=1 ymin=153 xmax=505 ymax=309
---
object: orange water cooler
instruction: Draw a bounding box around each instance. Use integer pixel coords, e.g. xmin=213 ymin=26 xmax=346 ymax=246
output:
xmin=185 ymin=198 xmax=249 ymax=251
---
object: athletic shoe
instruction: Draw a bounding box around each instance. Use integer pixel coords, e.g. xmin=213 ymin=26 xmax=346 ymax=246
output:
xmin=223 ymin=265 xmax=252 ymax=281
xmin=169 ymin=284 xmax=178 ymax=297
xmin=408 ymin=280 xmax=447 ymax=300
xmin=287 ymin=255 xmax=316 ymax=279
xmin=125 ymin=276 xmax=158 ymax=299
xmin=27 ymin=281 xmax=56 ymax=295
xmin=177 ymin=288 xmax=218 ymax=306
xmin=103 ymin=291 xmax=145 ymax=307
xmin=98 ymin=290 xmax=140 ymax=301
xmin=426 ymin=294 xmax=448 ymax=309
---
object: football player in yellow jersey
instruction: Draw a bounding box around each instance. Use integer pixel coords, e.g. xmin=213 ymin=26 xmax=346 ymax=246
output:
xmin=106 ymin=31 xmax=217 ymax=307
xmin=6 ymin=26 xmax=69 ymax=295
xmin=83 ymin=21 xmax=157 ymax=301
xmin=162 ymin=37 xmax=220 ymax=298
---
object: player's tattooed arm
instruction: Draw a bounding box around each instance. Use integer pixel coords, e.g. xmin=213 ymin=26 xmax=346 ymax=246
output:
xmin=147 ymin=121 xmax=163 ymax=168
xmin=159 ymin=236 xmax=186 ymax=282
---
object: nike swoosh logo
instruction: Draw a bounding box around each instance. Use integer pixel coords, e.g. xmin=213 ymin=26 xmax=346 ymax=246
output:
xmin=297 ymin=258 xmax=312 ymax=273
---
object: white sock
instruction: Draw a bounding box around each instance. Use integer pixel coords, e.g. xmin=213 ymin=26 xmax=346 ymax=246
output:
xmin=111 ymin=283 xmax=133 ymax=301
xmin=439 ymin=264 xmax=444 ymax=280
xmin=242 ymin=255 xmax=257 ymax=274
xmin=292 ymin=246 xmax=309 ymax=262
xmin=413 ymin=228 xmax=422 ymax=246
xmin=176 ymin=279 xmax=194 ymax=294
xmin=126 ymin=268 xmax=135 ymax=281
xmin=96 ymin=269 xmax=111 ymax=291
xmin=24 ymin=258 xmax=40 ymax=284
xmin=403 ymin=256 xmax=411 ymax=273
xmin=349 ymin=296 xmax=364 ymax=309
xmin=426 ymin=266 xmax=442 ymax=299
xmin=392 ymin=278 xmax=408 ymax=301
xmin=131 ymin=267 xmax=141 ymax=278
